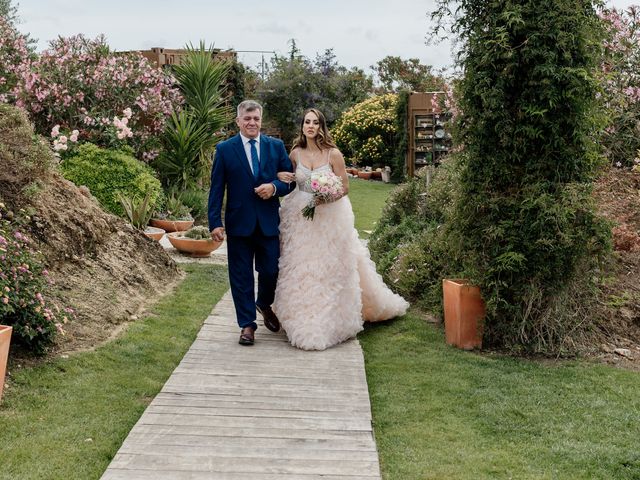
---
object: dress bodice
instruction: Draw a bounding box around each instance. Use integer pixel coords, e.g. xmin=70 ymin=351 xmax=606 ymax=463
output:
xmin=296 ymin=162 xmax=332 ymax=193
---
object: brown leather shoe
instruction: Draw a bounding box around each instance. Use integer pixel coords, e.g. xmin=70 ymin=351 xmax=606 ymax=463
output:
xmin=238 ymin=327 xmax=255 ymax=346
xmin=256 ymin=305 xmax=280 ymax=332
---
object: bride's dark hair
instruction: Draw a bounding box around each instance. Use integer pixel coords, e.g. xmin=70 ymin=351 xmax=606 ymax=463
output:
xmin=291 ymin=108 xmax=337 ymax=151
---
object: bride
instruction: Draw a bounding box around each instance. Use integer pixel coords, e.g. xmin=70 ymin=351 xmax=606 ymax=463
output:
xmin=273 ymin=108 xmax=408 ymax=351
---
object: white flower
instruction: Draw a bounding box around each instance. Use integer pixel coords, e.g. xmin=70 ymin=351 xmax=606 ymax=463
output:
xmin=51 ymin=125 xmax=60 ymax=138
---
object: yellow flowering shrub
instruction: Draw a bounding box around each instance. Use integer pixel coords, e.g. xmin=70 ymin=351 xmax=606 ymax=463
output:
xmin=331 ymin=94 xmax=397 ymax=167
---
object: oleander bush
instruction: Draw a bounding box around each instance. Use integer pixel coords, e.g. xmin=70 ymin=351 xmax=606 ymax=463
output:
xmin=599 ymin=6 xmax=640 ymax=169
xmin=4 ymin=33 xmax=181 ymax=159
xmin=60 ymin=143 xmax=163 ymax=217
xmin=0 ymin=204 xmax=72 ymax=354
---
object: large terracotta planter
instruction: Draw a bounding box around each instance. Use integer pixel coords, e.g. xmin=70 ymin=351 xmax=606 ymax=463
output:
xmin=149 ymin=218 xmax=194 ymax=233
xmin=442 ymin=279 xmax=485 ymax=350
xmin=144 ymin=226 xmax=165 ymax=241
xmin=357 ymin=171 xmax=372 ymax=180
xmin=0 ymin=325 xmax=12 ymax=403
xmin=167 ymin=232 xmax=222 ymax=257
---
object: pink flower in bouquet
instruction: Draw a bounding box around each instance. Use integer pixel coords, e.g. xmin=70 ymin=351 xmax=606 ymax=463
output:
xmin=301 ymin=170 xmax=344 ymax=220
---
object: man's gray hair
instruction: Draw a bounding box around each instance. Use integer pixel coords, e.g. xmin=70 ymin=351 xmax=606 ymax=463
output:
xmin=237 ymin=100 xmax=263 ymax=118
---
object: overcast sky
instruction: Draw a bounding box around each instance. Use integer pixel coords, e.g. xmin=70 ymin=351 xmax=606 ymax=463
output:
xmin=14 ymin=0 xmax=639 ymax=75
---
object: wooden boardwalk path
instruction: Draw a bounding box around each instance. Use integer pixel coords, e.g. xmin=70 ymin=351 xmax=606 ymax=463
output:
xmin=101 ymin=290 xmax=382 ymax=479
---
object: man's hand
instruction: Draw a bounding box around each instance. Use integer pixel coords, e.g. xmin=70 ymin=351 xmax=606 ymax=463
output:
xmin=211 ymin=227 xmax=225 ymax=242
xmin=254 ymin=183 xmax=276 ymax=200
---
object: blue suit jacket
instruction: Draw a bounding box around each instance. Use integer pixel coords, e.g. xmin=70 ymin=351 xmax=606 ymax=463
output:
xmin=208 ymin=134 xmax=294 ymax=236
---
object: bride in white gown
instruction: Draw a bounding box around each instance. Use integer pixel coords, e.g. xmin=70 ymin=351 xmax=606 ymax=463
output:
xmin=273 ymin=108 xmax=408 ymax=351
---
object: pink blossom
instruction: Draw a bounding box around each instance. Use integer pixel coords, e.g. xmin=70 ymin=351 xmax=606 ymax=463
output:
xmin=51 ymin=125 xmax=60 ymax=137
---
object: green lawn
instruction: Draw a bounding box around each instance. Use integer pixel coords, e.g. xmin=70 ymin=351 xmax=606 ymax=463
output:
xmin=0 ymin=264 xmax=229 ymax=480
xmin=360 ymin=315 xmax=640 ymax=480
xmin=348 ymin=177 xmax=396 ymax=238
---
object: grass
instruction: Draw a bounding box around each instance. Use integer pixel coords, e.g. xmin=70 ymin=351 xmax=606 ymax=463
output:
xmin=348 ymin=177 xmax=396 ymax=238
xmin=0 ymin=264 xmax=229 ymax=480
xmin=359 ymin=314 xmax=640 ymax=480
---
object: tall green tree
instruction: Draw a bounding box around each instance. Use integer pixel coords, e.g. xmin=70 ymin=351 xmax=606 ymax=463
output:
xmin=433 ymin=0 xmax=611 ymax=351
xmin=257 ymin=42 xmax=373 ymax=145
xmin=372 ymin=56 xmax=446 ymax=92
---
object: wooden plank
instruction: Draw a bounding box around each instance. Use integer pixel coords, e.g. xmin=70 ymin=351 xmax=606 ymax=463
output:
xmin=145 ymin=405 xmax=367 ymax=421
xmin=119 ymin=423 xmax=375 ymax=442
xmin=120 ymin=432 xmax=376 ymax=451
xmin=152 ymin=392 xmax=371 ymax=413
xmin=109 ymin=454 xmax=380 ymax=476
xmin=103 ymin=470 xmax=374 ymax=480
xmin=136 ymin=412 xmax=372 ymax=432
xmin=117 ymin=443 xmax=379 ymax=461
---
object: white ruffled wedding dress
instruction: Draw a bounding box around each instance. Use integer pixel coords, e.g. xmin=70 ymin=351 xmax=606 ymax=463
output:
xmin=273 ymin=162 xmax=409 ymax=351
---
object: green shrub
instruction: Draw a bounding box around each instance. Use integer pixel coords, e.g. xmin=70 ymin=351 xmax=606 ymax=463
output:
xmin=370 ymin=156 xmax=464 ymax=314
xmin=332 ymin=94 xmax=397 ymax=168
xmin=60 ymin=143 xmax=163 ymax=217
xmin=433 ymin=0 xmax=611 ymax=352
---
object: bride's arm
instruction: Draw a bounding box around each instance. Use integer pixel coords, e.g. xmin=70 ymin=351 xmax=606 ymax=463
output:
xmin=277 ymin=149 xmax=297 ymax=183
xmin=329 ymin=148 xmax=349 ymax=196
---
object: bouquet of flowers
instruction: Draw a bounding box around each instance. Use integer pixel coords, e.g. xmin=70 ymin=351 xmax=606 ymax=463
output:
xmin=301 ymin=171 xmax=344 ymax=220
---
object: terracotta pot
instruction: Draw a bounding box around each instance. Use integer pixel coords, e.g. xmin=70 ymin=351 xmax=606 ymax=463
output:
xmin=371 ymin=171 xmax=382 ymax=180
xmin=0 ymin=325 xmax=12 ymax=403
xmin=167 ymin=232 xmax=222 ymax=257
xmin=149 ymin=218 xmax=194 ymax=233
xmin=357 ymin=171 xmax=373 ymax=180
xmin=442 ymin=279 xmax=485 ymax=350
xmin=144 ymin=226 xmax=165 ymax=241
xmin=347 ymin=167 xmax=359 ymax=175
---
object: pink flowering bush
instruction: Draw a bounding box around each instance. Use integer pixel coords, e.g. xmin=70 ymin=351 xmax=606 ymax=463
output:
xmin=0 ymin=204 xmax=72 ymax=354
xmin=8 ymin=34 xmax=182 ymax=159
xmin=599 ymin=6 xmax=640 ymax=168
xmin=0 ymin=16 xmax=33 ymax=103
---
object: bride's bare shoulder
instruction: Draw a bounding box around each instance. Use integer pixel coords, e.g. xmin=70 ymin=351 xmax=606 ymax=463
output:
xmin=328 ymin=147 xmax=345 ymax=165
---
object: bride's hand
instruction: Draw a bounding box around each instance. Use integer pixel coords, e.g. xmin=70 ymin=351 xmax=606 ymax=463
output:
xmin=277 ymin=171 xmax=295 ymax=183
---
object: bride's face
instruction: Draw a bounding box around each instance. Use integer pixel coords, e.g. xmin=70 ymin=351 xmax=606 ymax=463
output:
xmin=303 ymin=112 xmax=321 ymax=140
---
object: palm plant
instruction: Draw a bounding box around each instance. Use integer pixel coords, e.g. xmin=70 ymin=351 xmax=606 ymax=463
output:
xmin=155 ymin=111 xmax=212 ymax=189
xmin=156 ymin=41 xmax=233 ymax=189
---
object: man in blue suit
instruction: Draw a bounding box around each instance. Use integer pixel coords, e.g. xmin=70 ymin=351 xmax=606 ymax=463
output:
xmin=208 ymin=100 xmax=294 ymax=345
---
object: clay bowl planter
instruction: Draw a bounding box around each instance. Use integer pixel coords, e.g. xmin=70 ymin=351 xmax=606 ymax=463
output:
xmin=0 ymin=325 xmax=12 ymax=403
xmin=371 ymin=170 xmax=383 ymax=180
xmin=167 ymin=232 xmax=222 ymax=257
xmin=149 ymin=218 xmax=194 ymax=233
xmin=357 ymin=171 xmax=373 ymax=180
xmin=442 ymin=279 xmax=485 ymax=350
xmin=144 ymin=226 xmax=165 ymax=241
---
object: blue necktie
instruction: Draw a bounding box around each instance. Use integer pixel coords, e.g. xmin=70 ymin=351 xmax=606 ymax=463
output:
xmin=249 ymin=139 xmax=260 ymax=180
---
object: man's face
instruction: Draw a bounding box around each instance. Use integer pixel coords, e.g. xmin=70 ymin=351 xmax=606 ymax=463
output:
xmin=236 ymin=108 xmax=262 ymax=139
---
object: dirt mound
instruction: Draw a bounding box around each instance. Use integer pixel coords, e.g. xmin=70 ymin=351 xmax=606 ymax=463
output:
xmin=0 ymin=105 xmax=180 ymax=356
xmin=593 ymin=168 xmax=640 ymax=367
